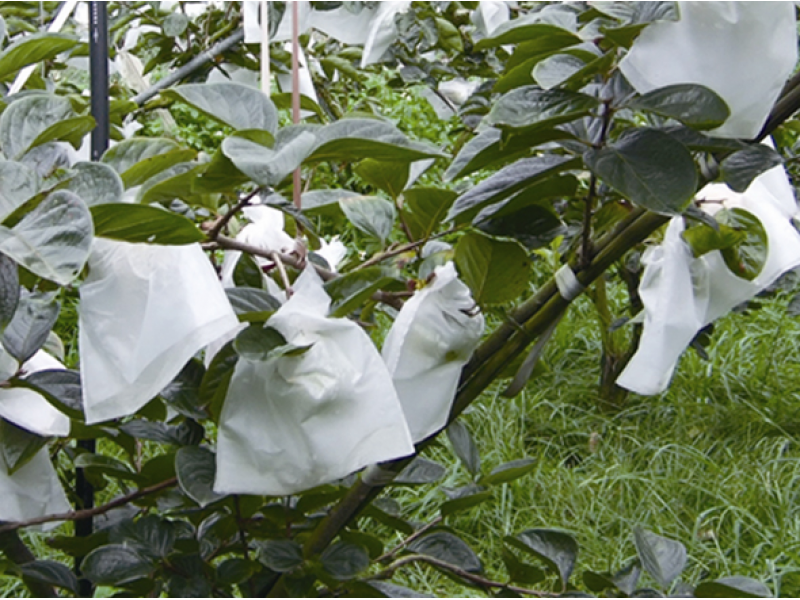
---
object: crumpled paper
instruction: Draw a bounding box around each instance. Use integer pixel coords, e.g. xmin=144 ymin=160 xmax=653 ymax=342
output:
xmin=619 ymin=1 xmax=797 ymax=139
xmin=214 ymin=267 xmax=414 ymax=495
xmin=617 ymin=160 xmax=800 ymax=395
xmin=0 ymin=447 xmax=71 ymax=526
xmin=381 ymin=263 xmax=485 ymax=442
xmin=79 ymin=238 xmax=239 ymax=423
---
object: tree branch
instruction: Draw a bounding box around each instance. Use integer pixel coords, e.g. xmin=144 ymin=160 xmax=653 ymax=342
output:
xmin=0 ymin=477 xmax=178 ymax=534
xmin=206 ymin=187 xmax=264 ymax=241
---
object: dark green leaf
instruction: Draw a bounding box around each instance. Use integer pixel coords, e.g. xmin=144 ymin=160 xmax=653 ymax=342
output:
xmin=628 ymin=84 xmax=730 ymax=130
xmin=475 ymin=19 xmax=580 ymax=50
xmin=355 ymin=159 xmax=409 ymax=199
xmin=583 ymin=570 xmax=618 ymax=593
xmin=362 ymin=504 xmax=414 ymax=535
xmin=0 ymin=94 xmax=73 ymax=160
xmin=30 ymin=115 xmax=95 ymax=153
xmin=306 ymin=119 xmax=446 ymax=163
xmin=533 ymin=53 xmax=586 ymax=89
xmin=682 ymin=223 xmax=743 ymax=258
xmin=20 ymin=560 xmax=78 ymax=594
xmin=0 ymin=253 xmax=18 ymax=333
xmin=200 ymin=341 xmax=238 ymax=423
xmin=80 ymin=544 xmax=155 ymax=586
xmin=339 ymin=530 xmax=384 ymax=560
xmin=339 ymin=194 xmax=396 ymax=242
xmin=216 ymin=558 xmax=257 ymax=586
xmin=584 ymin=128 xmax=697 ymax=215
xmin=138 ymin=162 xmax=209 ymax=208
xmin=402 ymin=187 xmax=457 ymax=242
xmin=2 ymin=291 xmax=58 ymax=363
xmin=394 ymin=457 xmax=447 ymax=485
xmin=120 ymin=419 xmax=203 ymax=447
xmin=65 ymin=162 xmax=124 ymax=207
xmin=440 ymin=489 xmax=492 ymax=517
xmin=0 ymin=190 xmax=92 ymax=285
xmin=446 ymin=420 xmax=480 ymax=476
xmin=695 ymin=576 xmax=771 ymax=598
xmin=13 ymin=368 xmax=83 ymax=420
xmin=73 ymin=453 xmax=141 ymax=483
xmin=477 ymin=202 xmax=566 ymax=250
xmin=448 ymin=155 xmax=580 ymax=223
xmin=720 ymin=145 xmax=782 ymax=193
xmin=162 ymin=12 xmax=189 ymax=37
xmin=175 ymin=446 xmax=226 ymax=507
xmin=166 ymin=554 xmax=212 ymax=597
xmin=101 ymin=138 xmax=196 ymax=188
xmin=233 ymin=325 xmax=307 ymax=361
xmin=301 ymin=189 xmax=354 ymax=218
xmin=633 ymin=527 xmax=687 ymax=589
xmin=320 ymin=541 xmax=370 ymax=580
xmin=716 ymin=208 xmax=768 ymax=281
xmin=487 ymin=87 xmax=600 ymax=133
xmin=233 ymin=253 xmax=264 ymax=289
xmin=368 ymin=581 xmax=435 ymax=598
xmin=164 ymin=82 xmax=278 ymax=133
xmin=0 ymin=162 xmax=38 ymax=221
xmin=324 ymin=267 xmax=404 ymax=318
xmin=225 ymin=287 xmax=281 ymax=322
xmin=502 ymin=547 xmax=546 ymax=585
xmin=407 ymin=531 xmax=482 ymax=573
xmin=664 ymin=126 xmax=745 ymax=153
xmin=506 ymin=529 xmax=578 ymax=587
xmin=481 ymin=458 xmax=536 ymax=485
xmin=454 ymin=232 xmax=531 ymax=306
xmin=0 ymin=418 xmax=47 ymax=474
xmin=222 ymin=132 xmax=315 ymax=187
xmin=160 ymin=359 xmax=206 ymax=420
xmin=90 ymin=203 xmax=204 ymax=245
xmin=258 ymin=539 xmax=304 ymax=573
xmin=0 ymin=33 xmax=81 ymax=80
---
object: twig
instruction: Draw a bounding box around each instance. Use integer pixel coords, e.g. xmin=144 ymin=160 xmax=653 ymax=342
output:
xmin=206 ymin=187 xmax=263 ymax=240
xmin=270 ymin=251 xmax=294 ymax=297
xmin=375 ymin=517 xmax=443 ymax=563
xmin=370 ymin=554 xmax=558 ymax=597
xmin=0 ymin=477 xmax=178 ymax=534
xmin=352 ymin=224 xmax=463 ymax=272
xmin=209 ymin=235 xmax=334 ymax=280
xmin=580 ymin=174 xmax=598 ymax=268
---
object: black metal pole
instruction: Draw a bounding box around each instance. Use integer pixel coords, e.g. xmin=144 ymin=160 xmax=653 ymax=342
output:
xmin=76 ymin=3 xmax=108 ymax=596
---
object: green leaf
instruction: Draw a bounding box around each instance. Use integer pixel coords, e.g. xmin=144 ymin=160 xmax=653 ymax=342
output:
xmin=175 ymin=446 xmax=226 ymax=507
xmin=0 ymin=190 xmax=92 ymax=285
xmin=339 ymin=530 xmax=384 ymax=561
xmin=393 ymin=457 xmax=447 ymax=485
xmin=271 ymin=92 xmax=327 ymax=120
xmin=73 ymin=453 xmax=141 ymax=483
xmin=65 ymin=162 xmax=124 ymax=207
xmin=137 ymin=162 xmax=209 ymax=208
xmin=2 ymin=291 xmax=58 ymax=363
xmin=633 ymin=527 xmax=687 ymax=590
xmin=584 ymin=128 xmax=697 ymax=215
xmin=446 ymin=420 xmax=480 ymax=476
xmin=13 ymin=368 xmax=83 ymax=420
xmin=306 ymin=118 xmax=446 ymax=163
xmin=164 ymin=82 xmax=278 ymax=134
xmin=694 ymin=576 xmax=771 ymax=598
xmin=160 ymin=359 xmax=206 ymax=420
xmin=454 ymin=232 xmax=531 ymax=306
xmin=233 ymin=253 xmax=264 ymax=289
xmin=501 ymin=547 xmax=546 ymax=586
xmin=120 ymin=419 xmax=203 ymax=447
xmin=90 ymin=203 xmax=204 ymax=245
xmin=533 ymin=53 xmax=586 ymax=89
xmin=162 ymin=12 xmax=189 ymax=37
xmin=480 ymin=458 xmax=536 ymax=486
xmin=0 ymin=95 xmax=73 ymax=160
xmin=258 ymin=540 xmax=304 ymax=573
xmin=30 ymin=115 xmax=95 ymax=153
xmin=475 ymin=19 xmax=580 ymax=50
xmin=355 ymin=159 xmax=409 ymax=199
xmin=628 ymin=84 xmax=730 ymax=131
xmin=200 ymin=341 xmax=238 ymax=423
xmin=324 ymin=267 xmax=405 ymax=318
xmin=225 ymin=287 xmax=281 ymax=322
xmin=440 ymin=489 xmax=492 ymax=518
xmin=402 ymin=187 xmax=457 ymax=242
xmin=221 ymin=132 xmax=316 ymax=187
xmin=339 ymin=194 xmax=396 ymax=242
xmin=81 ymin=545 xmax=155 ymax=586
xmin=166 ymin=555 xmax=211 ymax=598
xmin=0 ymin=161 xmax=38 ymax=221
xmin=320 ymin=541 xmax=370 ymax=580
xmin=506 ymin=529 xmax=578 ymax=587
xmin=0 ymin=254 xmax=19 ymax=333
xmin=233 ymin=325 xmax=305 ymax=362
xmin=682 ymin=222 xmax=743 ymax=258
xmin=720 ymin=145 xmax=782 ymax=193
xmin=448 ymin=155 xmax=580 ymax=223
xmin=0 ymin=418 xmax=48 ymax=474
xmin=367 ymin=581 xmax=435 ymax=598
xmin=407 ymin=531 xmax=482 ymax=573
xmin=216 ymin=558 xmax=257 ymax=586
xmin=716 ymin=208 xmax=768 ymax=281
xmin=0 ymin=32 xmax=81 ymax=80
xmin=486 ymin=87 xmax=600 ymax=133
xmin=101 ymin=138 xmax=196 ymax=188
xmin=301 ymin=189 xmax=354 ymax=218
xmin=20 ymin=560 xmax=78 ymax=594
xmin=109 ymin=515 xmax=178 ymax=560
xmin=435 ymin=17 xmax=463 ymax=52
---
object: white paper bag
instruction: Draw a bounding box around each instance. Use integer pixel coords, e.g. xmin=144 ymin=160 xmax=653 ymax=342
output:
xmin=79 ymin=239 xmax=239 ymax=423
xmin=0 ymin=447 xmax=71 ymax=526
xmin=382 ymin=263 xmax=485 ymax=442
xmin=214 ymin=267 xmax=414 ymax=496
xmin=619 ymin=2 xmax=797 ymax=138
xmin=618 ymin=160 xmax=800 ymax=395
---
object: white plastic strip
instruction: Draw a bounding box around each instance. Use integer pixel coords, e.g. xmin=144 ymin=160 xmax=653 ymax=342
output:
xmin=9 ymin=0 xmax=80 ymax=95
xmin=555 ymin=264 xmax=584 ymax=301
